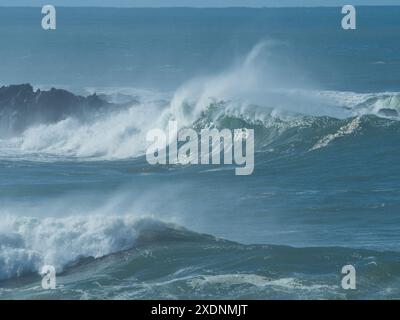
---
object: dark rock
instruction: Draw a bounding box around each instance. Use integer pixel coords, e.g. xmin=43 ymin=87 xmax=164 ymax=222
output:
xmin=0 ymin=84 xmax=116 ymax=136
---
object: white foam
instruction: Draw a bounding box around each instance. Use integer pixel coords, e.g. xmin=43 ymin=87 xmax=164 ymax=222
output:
xmin=188 ymin=274 xmax=335 ymax=292
xmin=310 ymin=116 xmax=362 ymax=151
xmin=0 ymin=215 xmax=142 ymax=280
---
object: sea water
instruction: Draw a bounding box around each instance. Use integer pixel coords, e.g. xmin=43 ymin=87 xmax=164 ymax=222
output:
xmin=0 ymin=7 xmax=400 ymax=299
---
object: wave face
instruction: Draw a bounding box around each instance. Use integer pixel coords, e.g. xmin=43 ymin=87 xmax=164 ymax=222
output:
xmin=1 ymin=215 xmax=399 ymax=300
xmin=1 ymin=44 xmax=400 ymax=161
xmin=1 ymin=91 xmax=399 ymax=161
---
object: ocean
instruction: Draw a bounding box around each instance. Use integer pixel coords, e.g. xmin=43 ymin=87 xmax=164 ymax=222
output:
xmin=0 ymin=6 xmax=400 ymax=299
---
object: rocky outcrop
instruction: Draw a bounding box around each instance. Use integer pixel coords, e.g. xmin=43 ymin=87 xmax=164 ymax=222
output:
xmin=0 ymin=84 xmax=114 ymax=136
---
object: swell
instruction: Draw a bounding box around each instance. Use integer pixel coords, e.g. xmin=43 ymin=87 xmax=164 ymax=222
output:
xmin=1 ymin=41 xmax=400 ymax=160
xmin=0 ymin=215 xmax=223 ymax=282
xmin=1 ymin=215 xmax=400 ymax=299
xmin=0 ymin=86 xmax=399 ymax=161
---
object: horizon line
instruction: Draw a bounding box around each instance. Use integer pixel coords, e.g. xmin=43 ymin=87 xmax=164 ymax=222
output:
xmin=0 ymin=4 xmax=399 ymax=8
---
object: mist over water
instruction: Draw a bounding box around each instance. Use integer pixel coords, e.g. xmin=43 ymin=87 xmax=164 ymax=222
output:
xmin=1 ymin=7 xmax=400 ymax=299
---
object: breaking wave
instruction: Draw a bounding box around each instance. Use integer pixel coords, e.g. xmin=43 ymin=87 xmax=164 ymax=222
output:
xmin=0 ymin=215 xmax=143 ymax=280
xmin=1 ymin=214 xmax=400 ymax=300
xmin=0 ymin=215 xmax=213 ymax=281
xmin=1 ymin=43 xmax=400 ymax=160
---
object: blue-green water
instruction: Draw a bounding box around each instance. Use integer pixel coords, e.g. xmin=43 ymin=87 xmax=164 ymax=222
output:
xmin=1 ymin=7 xmax=400 ymax=299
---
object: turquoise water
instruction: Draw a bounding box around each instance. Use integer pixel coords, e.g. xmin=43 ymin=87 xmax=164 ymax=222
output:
xmin=0 ymin=7 xmax=400 ymax=299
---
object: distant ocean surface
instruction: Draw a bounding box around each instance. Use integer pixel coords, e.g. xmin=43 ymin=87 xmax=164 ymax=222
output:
xmin=0 ymin=7 xmax=400 ymax=299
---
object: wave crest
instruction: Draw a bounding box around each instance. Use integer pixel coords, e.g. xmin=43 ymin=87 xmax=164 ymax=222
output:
xmin=0 ymin=215 xmax=142 ymax=280
xmin=1 ymin=44 xmax=400 ymax=160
